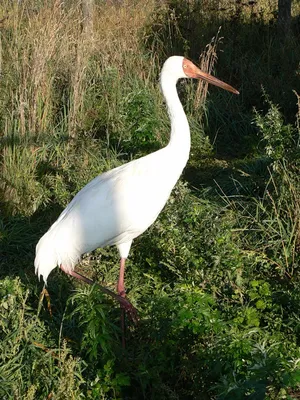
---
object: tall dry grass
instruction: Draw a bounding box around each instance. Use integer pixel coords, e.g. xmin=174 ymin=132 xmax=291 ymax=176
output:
xmin=194 ymin=26 xmax=223 ymax=110
xmin=0 ymin=0 xmax=158 ymax=139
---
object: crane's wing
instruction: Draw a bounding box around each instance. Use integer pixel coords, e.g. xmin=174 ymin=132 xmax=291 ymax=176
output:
xmin=47 ymin=148 xmax=175 ymax=253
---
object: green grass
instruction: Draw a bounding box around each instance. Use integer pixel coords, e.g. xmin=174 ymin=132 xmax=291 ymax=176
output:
xmin=1 ymin=0 xmax=300 ymax=399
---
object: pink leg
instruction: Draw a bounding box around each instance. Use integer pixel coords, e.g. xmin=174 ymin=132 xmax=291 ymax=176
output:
xmin=117 ymin=258 xmax=127 ymax=349
xmin=60 ymin=264 xmax=138 ymax=323
xmin=117 ymin=258 xmax=126 ymax=297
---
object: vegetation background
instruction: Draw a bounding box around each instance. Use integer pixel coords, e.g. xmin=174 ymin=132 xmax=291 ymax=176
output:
xmin=0 ymin=0 xmax=300 ymax=398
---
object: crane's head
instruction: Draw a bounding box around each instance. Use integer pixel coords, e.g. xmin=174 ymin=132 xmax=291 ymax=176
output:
xmin=161 ymin=56 xmax=239 ymax=95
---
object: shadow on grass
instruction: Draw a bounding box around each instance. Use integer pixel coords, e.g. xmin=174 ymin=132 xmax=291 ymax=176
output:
xmin=184 ymin=155 xmax=271 ymax=201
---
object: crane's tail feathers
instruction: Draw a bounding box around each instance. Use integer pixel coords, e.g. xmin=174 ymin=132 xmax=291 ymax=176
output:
xmin=34 ymin=245 xmax=58 ymax=285
xmin=34 ymin=228 xmax=80 ymax=284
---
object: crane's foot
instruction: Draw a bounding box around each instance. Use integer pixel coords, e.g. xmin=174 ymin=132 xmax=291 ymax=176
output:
xmin=117 ymin=286 xmax=138 ymax=349
xmin=117 ymin=280 xmax=139 ymax=324
xmin=118 ymin=292 xmax=139 ymax=325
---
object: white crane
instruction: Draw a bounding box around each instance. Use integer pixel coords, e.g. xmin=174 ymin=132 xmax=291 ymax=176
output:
xmin=35 ymin=56 xmax=239 ymax=318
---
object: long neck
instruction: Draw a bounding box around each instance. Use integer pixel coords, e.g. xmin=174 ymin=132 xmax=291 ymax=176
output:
xmin=160 ymin=74 xmax=191 ymax=166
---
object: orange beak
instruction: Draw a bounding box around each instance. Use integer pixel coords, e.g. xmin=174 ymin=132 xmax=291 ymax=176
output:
xmin=183 ymin=58 xmax=239 ymax=95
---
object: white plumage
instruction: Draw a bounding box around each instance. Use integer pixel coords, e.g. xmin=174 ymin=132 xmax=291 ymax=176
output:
xmin=35 ymin=56 xmax=238 ymax=290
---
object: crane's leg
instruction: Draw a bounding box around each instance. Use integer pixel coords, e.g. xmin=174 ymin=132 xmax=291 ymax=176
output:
xmin=117 ymin=258 xmax=126 ymax=297
xmin=117 ymin=258 xmax=127 ymax=349
xmin=60 ymin=265 xmax=138 ymax=323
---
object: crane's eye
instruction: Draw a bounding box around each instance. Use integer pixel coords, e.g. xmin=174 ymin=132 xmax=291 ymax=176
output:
xmin=183 ymin=64 xmax=187 ymax=69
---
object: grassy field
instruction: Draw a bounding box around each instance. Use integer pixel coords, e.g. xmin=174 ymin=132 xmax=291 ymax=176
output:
xmin=1 ymin=0 xmax=300 ymax=398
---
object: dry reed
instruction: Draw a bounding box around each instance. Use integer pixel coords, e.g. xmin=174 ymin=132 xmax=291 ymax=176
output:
xmin=194 ymin=26 xmax=223 ymax=110
xmin=0 ymin=0 xmax=157 ymax=139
